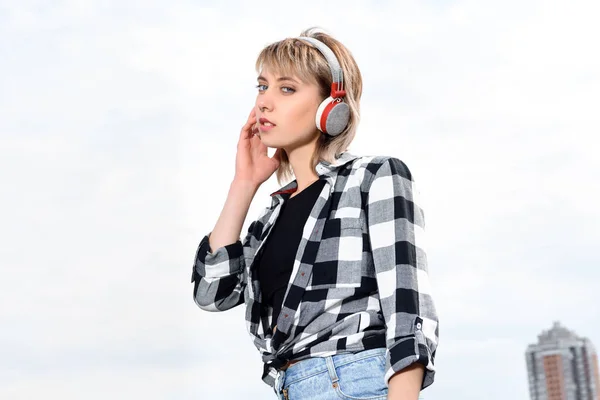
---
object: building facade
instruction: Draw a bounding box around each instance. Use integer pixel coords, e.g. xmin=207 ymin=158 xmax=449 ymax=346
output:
xmin=526 ymin=321 xmax=600 ymax=400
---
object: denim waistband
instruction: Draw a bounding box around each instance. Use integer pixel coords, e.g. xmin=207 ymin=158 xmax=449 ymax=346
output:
xmin=274 ymin=347 xmax=386 ymax=392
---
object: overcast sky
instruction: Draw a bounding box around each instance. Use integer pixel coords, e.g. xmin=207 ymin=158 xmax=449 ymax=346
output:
xmin=1 ymin=1 xmax=599 ymax=399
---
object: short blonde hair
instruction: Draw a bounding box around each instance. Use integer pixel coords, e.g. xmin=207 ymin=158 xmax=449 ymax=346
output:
xmin=255 ymin=27 xmax=363 ymax=186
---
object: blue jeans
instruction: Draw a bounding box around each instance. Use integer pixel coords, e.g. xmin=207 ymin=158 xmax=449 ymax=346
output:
xmin=273 ymin=348 xmax=388 ymax=400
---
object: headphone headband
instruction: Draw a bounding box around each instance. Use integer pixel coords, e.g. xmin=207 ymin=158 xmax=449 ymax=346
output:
xmin=297 ymin=36 xmax=344 ymax=89
xmin=296 ymin=36 xmax=350 ymax=136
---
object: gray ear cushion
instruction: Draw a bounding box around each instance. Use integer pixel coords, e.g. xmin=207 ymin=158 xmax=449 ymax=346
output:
xmin=325 ymin=102 xmax=350 ymax=136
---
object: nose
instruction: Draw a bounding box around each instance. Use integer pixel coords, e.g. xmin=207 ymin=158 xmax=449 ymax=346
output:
xmin=257 ymin=100 xmax=271 ymax=113
xmin=256 ymin=91 xmax=273 ymax=113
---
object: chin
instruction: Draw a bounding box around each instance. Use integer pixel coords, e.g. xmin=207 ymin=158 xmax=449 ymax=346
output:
xmin=257 ymin=133 xmax=280 ymax=145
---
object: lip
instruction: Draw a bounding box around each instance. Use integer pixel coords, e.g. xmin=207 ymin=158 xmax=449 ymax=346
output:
xmin=258 ymin=117 xmax=276 ymax=132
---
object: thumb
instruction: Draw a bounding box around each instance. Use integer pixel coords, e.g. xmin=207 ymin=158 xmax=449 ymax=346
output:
xmin=272 ymin=148 xmax=283 ymax=168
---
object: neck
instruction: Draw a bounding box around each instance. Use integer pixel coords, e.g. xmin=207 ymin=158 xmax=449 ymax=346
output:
xmin=285 ymin=135 xmax=321 ymax=193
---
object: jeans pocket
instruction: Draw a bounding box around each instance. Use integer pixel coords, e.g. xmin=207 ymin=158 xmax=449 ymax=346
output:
xmin=286 ymin=370 xmax=336 ymax=400
xmin=333 ymin=354 xmax=387 ymax=400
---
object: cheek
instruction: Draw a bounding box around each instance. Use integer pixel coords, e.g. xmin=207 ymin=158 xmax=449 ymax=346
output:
xmin=279 ymin=95 xmax=321 ymax=136
xmin=292 ymin=112 xmax=315 ymax=136
xmin=294 ymin=100 xmax=319 ymax=129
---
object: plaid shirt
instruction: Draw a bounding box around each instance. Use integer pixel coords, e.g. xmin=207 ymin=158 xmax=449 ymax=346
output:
xmin=191 ymin=152 xmax=439 ymax=389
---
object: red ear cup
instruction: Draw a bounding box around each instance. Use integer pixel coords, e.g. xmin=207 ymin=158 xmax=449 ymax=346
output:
xmin=315 ymin=96 xmax=350 ymax=137
xmin=297 ymin=37 xmax=350 ymax=136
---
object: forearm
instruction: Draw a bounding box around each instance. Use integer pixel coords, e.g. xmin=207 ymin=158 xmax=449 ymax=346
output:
xmin=387 ymin=363 xmax=424 ymax=400
xmin=208 ymin=179 xmax=258 ymax=252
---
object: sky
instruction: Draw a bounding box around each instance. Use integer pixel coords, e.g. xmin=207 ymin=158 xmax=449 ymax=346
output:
xmin=1 ymin=0 xmax=599 ymax=399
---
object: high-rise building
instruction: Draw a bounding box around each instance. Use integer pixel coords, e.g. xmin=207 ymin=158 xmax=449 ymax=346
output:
xmin=526 ymin=321 xmax=600 ymax=400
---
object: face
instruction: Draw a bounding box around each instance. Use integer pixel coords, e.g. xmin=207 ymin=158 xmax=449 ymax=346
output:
xmin=254 ymin=67 xmax=323 ymax=151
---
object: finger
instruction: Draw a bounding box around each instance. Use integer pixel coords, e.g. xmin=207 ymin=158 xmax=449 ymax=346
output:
xmin=256 ymin=133 xmax=268 ymax=155
xmin=272 ymin=148 xmax=283 ymax=162
xmin=268 ymin=148 xmax=282 ymax=169
xmin=247 ymin=107 xmax=256 ymax=123
xmin=250 ymin=132 xmax=264 ymax=158
xmin=249 ymin=122 xmax=259 ymax=140
xmin=239 ymin=115 xmax=258 ymax=141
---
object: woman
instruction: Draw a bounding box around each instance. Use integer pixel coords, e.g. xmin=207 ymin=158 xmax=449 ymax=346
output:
xmin=191 ymin=28 xmax=439 ymax=400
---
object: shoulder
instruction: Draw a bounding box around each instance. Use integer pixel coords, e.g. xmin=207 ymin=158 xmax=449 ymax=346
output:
xmin=345 ymin=154 xmax=414 ymax=189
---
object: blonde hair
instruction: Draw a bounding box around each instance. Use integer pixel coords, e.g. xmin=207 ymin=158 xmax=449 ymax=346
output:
xmin=255 ymin=27 xmax=363 ymax=186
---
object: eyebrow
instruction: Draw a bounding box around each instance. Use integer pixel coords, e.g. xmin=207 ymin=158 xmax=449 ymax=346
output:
xmin=257 ymin=75 xmax=299 ymax=83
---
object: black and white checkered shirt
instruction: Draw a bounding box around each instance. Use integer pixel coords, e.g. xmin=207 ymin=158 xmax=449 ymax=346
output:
xmin=191 ymin=152 xmax=439 ymax=389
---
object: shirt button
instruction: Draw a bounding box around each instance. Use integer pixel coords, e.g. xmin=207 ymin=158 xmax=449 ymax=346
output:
xmin=284 ymin=314 xmax=289 ymax=318
xmin=301 ymin=272 xmax=305 ymax=276
xmin=416 ymin=322 xmax=422 ymax=329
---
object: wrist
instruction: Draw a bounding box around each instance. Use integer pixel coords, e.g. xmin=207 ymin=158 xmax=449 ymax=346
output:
xmin=230 ymin=178 xmax=259 ymax=194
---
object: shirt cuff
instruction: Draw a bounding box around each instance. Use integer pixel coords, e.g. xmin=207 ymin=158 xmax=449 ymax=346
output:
xmin=192 ymin=234 xmax=244 ymax=281
xmin=384 ymin=323 xmax=435 ymax=389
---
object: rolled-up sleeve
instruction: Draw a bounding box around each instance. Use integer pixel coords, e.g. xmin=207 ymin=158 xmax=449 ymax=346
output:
xmin=366 ymin=157 xmax=439 ymax=389
xmin=191 ymin=231 xmax=247 ymax=311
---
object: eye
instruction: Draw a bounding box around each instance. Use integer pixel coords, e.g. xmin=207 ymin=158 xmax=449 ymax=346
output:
xmin=282 ymin=86 xmax=296 ymax=94
xmin=256 ymin=84 xmax=268 ymax=91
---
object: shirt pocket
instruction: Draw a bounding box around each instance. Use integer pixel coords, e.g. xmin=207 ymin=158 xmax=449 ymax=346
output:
xmin=309 ymin=217 xmax=365 ymax=290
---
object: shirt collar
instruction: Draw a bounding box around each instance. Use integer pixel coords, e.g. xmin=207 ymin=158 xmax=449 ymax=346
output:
xmin=270 ymin=151 xmax=359 ymax=198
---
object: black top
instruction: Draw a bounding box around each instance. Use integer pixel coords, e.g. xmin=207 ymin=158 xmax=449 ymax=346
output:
xmin=256 ymin=178 xmax=326 ymax=330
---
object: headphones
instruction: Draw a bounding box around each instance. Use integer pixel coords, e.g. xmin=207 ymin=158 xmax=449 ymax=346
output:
xmin=297 ymin=36 xmax=350 ymax=137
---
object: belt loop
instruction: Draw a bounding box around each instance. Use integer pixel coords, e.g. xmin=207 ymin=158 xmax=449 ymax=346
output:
xmin=325 ymin=355 xmax=340 ymax=387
